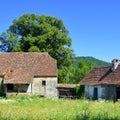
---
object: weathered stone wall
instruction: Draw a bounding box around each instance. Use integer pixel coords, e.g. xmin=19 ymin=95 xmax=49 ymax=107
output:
xmin=32 ymin=77 xmax=58 ymax=98
xmin=85 ymin=85 xmax=116 ymax=100
xmin=0 ymin=77 xmax=3 ymax=86
xmin=85 ymin=86 xmax=94 ymax=99
xmin=103 ymin=85 xmax=116 ymax=100
xmin=45 ymin=77 xmax=58 ymax=98
xmin=0 ymin=77 xmax=4 ymax=95
xmin=95 ymin=85 xmax=115 ymax=100
xmin=27 ymin=83 xmax=32 ymax=93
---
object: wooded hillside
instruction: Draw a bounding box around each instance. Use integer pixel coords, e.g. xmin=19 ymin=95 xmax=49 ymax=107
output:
xmin=74 ymin=56 xmax=110 ymax=67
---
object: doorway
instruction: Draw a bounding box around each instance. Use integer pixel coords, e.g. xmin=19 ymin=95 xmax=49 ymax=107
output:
xmin=94 ymin=87 xmax=98 ymax=100
xmin=116 ymin=87 xmax=120 ymax=100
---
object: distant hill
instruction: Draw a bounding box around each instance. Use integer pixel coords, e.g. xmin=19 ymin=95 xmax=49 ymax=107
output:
xmin=74 ymin=56 xmax=111 ymax=67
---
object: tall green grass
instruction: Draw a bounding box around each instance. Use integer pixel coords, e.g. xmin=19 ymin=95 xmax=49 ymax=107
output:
xmin=0 ymin=95 xmax=120 ymax=120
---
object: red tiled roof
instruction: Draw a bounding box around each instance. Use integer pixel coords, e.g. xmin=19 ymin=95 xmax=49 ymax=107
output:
xmin=80 ymin=65 xmax=120 ymax=85
xmin=0 ymin=52 xmax=57 ymax=84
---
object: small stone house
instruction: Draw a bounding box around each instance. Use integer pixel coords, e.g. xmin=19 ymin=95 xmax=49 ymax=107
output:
xmin=80 ymin=59 xmax=120 ymax=101
xmin=0 ymin=52 xmax=58 ymax=98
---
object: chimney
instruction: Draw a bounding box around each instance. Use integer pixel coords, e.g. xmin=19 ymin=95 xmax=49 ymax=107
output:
xmin=111 ymin=59 xmax=119 ymax=71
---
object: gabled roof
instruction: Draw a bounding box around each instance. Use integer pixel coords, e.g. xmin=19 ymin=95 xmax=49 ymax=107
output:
xmin=80 ymin=65 xmax=120 ymax=85
xmin=0 ymin=52 xmax=57 ymax=84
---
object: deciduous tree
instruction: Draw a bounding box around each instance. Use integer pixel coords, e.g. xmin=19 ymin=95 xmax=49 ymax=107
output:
xmin=0 ymin=14 xmax=74 ymax=83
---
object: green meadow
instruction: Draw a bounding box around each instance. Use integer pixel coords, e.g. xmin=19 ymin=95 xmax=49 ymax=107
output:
xmin=0 ymin=95 xmax=120 ymax=120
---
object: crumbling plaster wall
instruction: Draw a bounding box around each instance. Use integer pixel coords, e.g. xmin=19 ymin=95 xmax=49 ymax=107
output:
xmin=32 ymin=77 xmax=58 ymax=98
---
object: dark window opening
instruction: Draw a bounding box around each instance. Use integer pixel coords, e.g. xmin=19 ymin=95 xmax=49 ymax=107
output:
xmin=42 ymin=81 xmax=46 ymax=86
xmin=116 ymin=87 xmax=120 ymax=100
xmin=7 ymin=84 xmax=14 ymax=92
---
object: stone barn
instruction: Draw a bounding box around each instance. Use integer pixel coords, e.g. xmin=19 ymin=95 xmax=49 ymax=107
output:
xmin=0 ymin=52 xmax=58 ymax=98
xmin=80 ymin=59 xmax=120 ymax=101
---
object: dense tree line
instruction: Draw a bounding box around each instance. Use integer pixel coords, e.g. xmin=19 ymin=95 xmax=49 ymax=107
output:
xmin=67 ymin=60 xmax=93 ymax=83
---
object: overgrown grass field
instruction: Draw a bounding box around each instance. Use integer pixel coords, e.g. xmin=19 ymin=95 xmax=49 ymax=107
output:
xmin=0 ymin=95 xmax=120 ymax=120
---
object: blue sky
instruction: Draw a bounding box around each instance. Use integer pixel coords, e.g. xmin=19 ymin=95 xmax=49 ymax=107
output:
xmin=0 ymin=0 xmax=120 ymax=62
